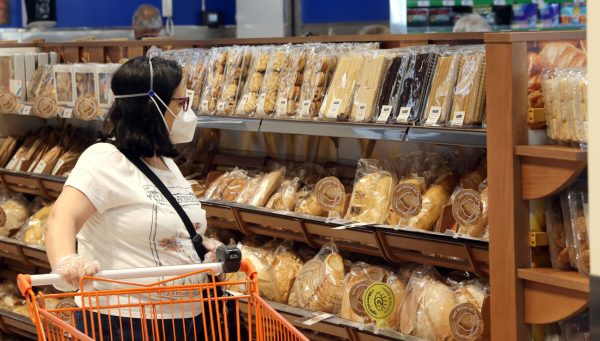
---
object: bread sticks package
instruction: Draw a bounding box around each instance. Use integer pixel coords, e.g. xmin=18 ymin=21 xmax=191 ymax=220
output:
xmin=199 ymin=47 xmax=228 ymax=115
xmin=235 ymin=46 xmax=271 ymax=117
xmin=449 ymin=46 xmax=486 ymax=127
xmin=216 ymin=46 xmax=251 ymax=116
xmin=561 ymin=180 xmax=589 ymax=275
xmin=53 ymin=64 xmax=75 ymax=106
xmin=274 ymin=45 xmax=307 ymax=118
xmin=256 ymin=45 xmax=291 ymax=117
xmin=0 ymin=54 xmax=26 ymax=102
xmin=295 ymin=45 xmax=337 ymax=120
xmin=374 ymin=52 xmax=410 ymax=123
xmin=422 ymin=50 xmax=461 ymax=126
xmin=349 ymin=50 xmax=391 ymax=122
xmin=319 ymin=51 xmax=365 ymax=121
xmin=187 ymin=49 xmax=210 ymax=111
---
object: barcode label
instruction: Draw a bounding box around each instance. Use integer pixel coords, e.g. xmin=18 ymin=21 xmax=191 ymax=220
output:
xmin=300 ymin=100 xmax=311 ymax=117
xmin=62 ymin=108 xmax=73 ymax=118
xmin=327 ymin=98 xmax=342 ymax=118
xmin=417 ymin=0 xmax=430 ymax=6
xmin=33 ymin=160 xmax=47 ymax=173
xmin=277 ymin=98 xmax=287 ymax=114
xmin=355 ymin=103 xmax=367 ymax=122
xmin=201 ymin=100 xmax=209 ymax=113
xmin=301 ymin=313 xmax=333 ymax=326
xmin=426 ymin=106 xmax=442 ymax=125
xmin=20 ymin=105 xmax=32 ymax=116
xmin=397 ymin=107 xmax=411 ymax=123
xmin=377 ymin=105 xmax=393 ymax=122
xmin=451 ymin=111 xmax=466 ymax=126
xmin=461 ymin=0 xmax=473 ymax=6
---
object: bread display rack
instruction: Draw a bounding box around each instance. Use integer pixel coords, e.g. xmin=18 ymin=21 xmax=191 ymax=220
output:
xmin=0 ymin=30 xmax=588 ymax=341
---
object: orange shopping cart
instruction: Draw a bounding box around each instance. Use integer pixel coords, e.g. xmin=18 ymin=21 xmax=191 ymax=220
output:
xmin=17 ymin=246 xmax=309 ymax=341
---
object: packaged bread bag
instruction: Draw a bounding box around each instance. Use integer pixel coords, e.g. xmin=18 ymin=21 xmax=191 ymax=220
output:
xmin=347 ymin=50 xmax=391 ymax=122
xmin=295 ymin=44 xmax=337 ymax=119
xmin=287 ymin=241 xmax=346 ymax=313
xmin=14 ymin=201 xmax=54 ymax=246
xmin=0 ymin=194 xmax=31 ymax=237
xmin=216 ymin=46 xmax=251 ymax=116
xmin=422 ymin=49 xmax=462 ymax=127
xmin=345 ymin=159 xmax=395 ymax=225
xmin=256 ymin=45 xmax=292 ymax=117
xmin=235 ymin=46 xmax=271 ymax=116
xmin=318 ymin=51 xmax=365 ymax=121
xmin=546 ymin=197 xmax=573 ymax=270
xmin=266 ymin=177 xmax=301 ymax=212
xmin=223 ymin=243 xmax=280 ymax=301
xmin=560 ymin=179 xmax=589 ymax=275
xmin=274 ymin=45 xmax=307 ymax=118
xmin=199 ymin=47 xmax=229 ymax=115
xmin=448 ymin=46 xmax=486 ymax=127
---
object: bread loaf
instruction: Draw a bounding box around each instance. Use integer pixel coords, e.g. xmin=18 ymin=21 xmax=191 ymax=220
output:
xmin=246 ymin=168 xmax=285 ymax=207
xmin=266 ymin=178 xmax=300 ymax=212
xmin=20 ymin=202 xmax=53 ymax=245
xmin=345 ymin=169 xmax=395 ymax=225
xmin=0 ymin=197 xmax=30 ymax=237
xmin=0 ymin=136 xmax=18 ymax=167
xmin=408 ymin=172 xmax=459 ymax=231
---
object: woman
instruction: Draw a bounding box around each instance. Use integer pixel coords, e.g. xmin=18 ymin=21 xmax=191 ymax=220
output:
xmin=46 ymin=56 xmax=217 ymax=339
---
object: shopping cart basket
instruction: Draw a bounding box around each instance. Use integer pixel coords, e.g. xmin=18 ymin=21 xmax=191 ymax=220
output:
xmin=17 ymin=246 xmax=309 ymax=341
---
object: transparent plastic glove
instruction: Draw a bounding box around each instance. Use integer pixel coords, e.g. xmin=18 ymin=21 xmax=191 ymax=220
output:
xmin=202 ymin=238 xmax=223 ymax=264
xmin=52 ymin=254 xmax=100 ymax=292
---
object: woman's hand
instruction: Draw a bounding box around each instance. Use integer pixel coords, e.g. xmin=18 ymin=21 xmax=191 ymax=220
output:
xmin=53 ymin=254 xmax=100 ymax=291
xmin=202 ymin=238 xmax=223 ymax=263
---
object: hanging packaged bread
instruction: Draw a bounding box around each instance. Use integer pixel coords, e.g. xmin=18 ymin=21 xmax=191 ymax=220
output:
xmin=255 ymin=45 xmax=291 ymax=117
xmin=295 ymin=45 xmax=337 ymax=119
xmin=348 ymin=50 xmax=391 ymax=123
xmin=265 ymin=177 xmax=301 ymax=212
xmin=561 ymin=180 xmax=589 ymax=275
xmin=449 ymin=46 xmax=486 ymax=127
xmin=199 ymin=47 xmax=228 ymax=115
xmin=345 ymin=159 xmax=395 ymax=225
xmin=422 ymin=50 xmax=461 ymax=126
xmin=287 ymin=242 xmax=346 ymax=313
xmin=274 ymin=45 xmax=307 ymax=118
xmin=339 ymin=263 xmax=405 ymax=331
xmin=0 ymin=195 xmax=31 ymax=237
xmin=318 ymin=52 xmax=364 ymax=121
xmin=216 ymin=46 xmax=251 ymax=116
xmin=234 ymin=46 xmax=271 ymax=116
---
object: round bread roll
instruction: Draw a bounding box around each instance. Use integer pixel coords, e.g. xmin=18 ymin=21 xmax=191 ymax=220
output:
xmin=0 ymin=198 xmax=30 ymax=237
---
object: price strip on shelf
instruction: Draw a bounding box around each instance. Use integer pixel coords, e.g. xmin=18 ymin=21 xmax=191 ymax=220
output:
xmin=451 ymin=111 xmax=465 ymax=127
xmin=299 ymin=313 xmax=333 ymax=326
xmin=461 ymin=0 xmax=473 ymax=6
xmin=62 ymin=108 xmax=73 ymax=119
xmin=355 ymin=103 xmax=367 ymax=122
xmin=327 ymin=98 xmax=342 ymax=119
xmin=19 ymin=105 xmax=32 ymax=116
xmin=425 ymin=106 xmax=442 ymax=126
xmin=493 ymin=0 xmax=506 ymax=5
xmin=300 ymin=100 xmax=312 ymax=118
xmin=377 ymin=105 xmax=393 ymax=123
xmin=443 ymin=0 xmax=455 ymax=6
xmin=396 ymin=107 xmax=411 ymax=123
xmin=417 ymin=0 xmax=430 ymax=7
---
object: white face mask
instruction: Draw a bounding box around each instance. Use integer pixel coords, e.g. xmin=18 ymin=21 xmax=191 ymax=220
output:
xmin=113 ymin=59 xmax=197 ymax=144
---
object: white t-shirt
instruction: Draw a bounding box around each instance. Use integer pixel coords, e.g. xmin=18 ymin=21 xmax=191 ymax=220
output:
xmin=65 ymin=143 xmax=208 ymax=318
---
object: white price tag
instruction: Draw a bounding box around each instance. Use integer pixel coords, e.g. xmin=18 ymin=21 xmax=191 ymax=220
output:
xmin=185 ymin=89 xmax=194 ymax=104
xmin=443 ymin=0 xmax=455 ymax=6
xmin=300 ymin=100 xmax=311 ymax=118
xmin=217 ymin=101 xmax=226 ymax=112
xmin=33 ymin=160 xmax=47 ymax=174
xmin=397 ymin=107 xmax=412 ymax=123
xmin=20 ymin=105 xmax=32 ymax=116
xmin=62 ymin=108 xmax=73 ymax=119
xmin=355 ymin=103 xmax=367 ymax=122
xmin=201 ymin=100 xmax=209 ymax=113
xmin=417 ymin=0 xmax=430 ymax=6
xmin=377 ymin=105 xmax=393 ymax=123
xmin=52 ymin=158 xmax=65 ymax=175
xmin=451 ymin=111 xmax=466 ymax=126
xmin=277 ymin=98 xmax=287 ymax=114
xmin=301 ymin=313 xmax=333 ymax=326
xmin=426 ymin=106 xmax=442 ymax=125
xmin=493 ymin=0 xmax=506 ymax=5
xmin=326 ymin=98 xmax=342 ymax=118
xmin=461 ymin=0 xmax=473 ymax=6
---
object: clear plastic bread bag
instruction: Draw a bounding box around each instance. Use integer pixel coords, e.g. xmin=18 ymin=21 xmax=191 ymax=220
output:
xmin=344 ymin=159 xmax=396 ymax=225
xmin=13 ymin=201 xmax=54 ymax=245
xmin=246 ymin=167 xmax=286 ymax=207
xmin=0 ymin=193 xmax=31 ymax=237
xmin=374 ymin=50 xmax=411 ymax=124
xmin=255 ymin=45 xmax=291 ymax=118
xmin=348 ymin=50 xmax=391 ymax=123
xmin=541 ymin=69 xmax=560 ymax=143
xmin=287 ymin=241 xmax=346 ymax=313
xmin=338 ymin=262 xmax=405 ymax=332
xmin=235 ymin=46 xmax=271 ymax=117
xmin=199 ymin=47 xmax=228 ymax=115
xmin=449 ymin=46 xmax=486 ymax=128
xmin=399 ymin=266 xmax=456 ymax=340
xmin=188 ymin=49 xmax=210 ymax=111
xmin=407 ymin=171 xmax=459 ymax=231
xmin=294 ymin=185 xmax=327 ymax=217
xmin=385 ymin=153 xmax=427 ymax=227
xmin=318 ymin=51 xmax=365 ymax=122
xmin=546 ymin=196 xmax=574 ymax=271
xmin=560 ymin=180 xmax=589 ymax=275
xmin=263 ymin=241 xmax=304 ymax=303
xmin=422 ymin=49 xmax=461 ymax=127
xmin=219 ymin=169 xmax=252 ymax=202
xmin=295 ymin=44 xmax=337 ymax=120
xmin=274 ymin=45 xmax=307 ymax=119
xmin=216 ymin=45 xmax=249 ymax=116
xmin=265 ymin=177 xmax=301 ymax=212
xmin=559 ymin=311 xmax=590 ymax=340
xmin=235 ymin=174 xmax=264 ymax=205
xmin=223 ymin=243 xmax=280 ymax=301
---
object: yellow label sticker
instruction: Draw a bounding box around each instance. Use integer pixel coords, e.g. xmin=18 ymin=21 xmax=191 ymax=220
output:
xmin=363 ymin=282 xmax=395 ymax=320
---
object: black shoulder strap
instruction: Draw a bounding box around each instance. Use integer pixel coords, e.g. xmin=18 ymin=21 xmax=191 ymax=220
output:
xmin=120 ymin=151 xmax=208 ymax=260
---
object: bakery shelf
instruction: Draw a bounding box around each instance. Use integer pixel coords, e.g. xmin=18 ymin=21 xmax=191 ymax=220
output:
xmin=200 ymin=199 xmax=489 ymax=275
xmin=259 ymin=119 xmax=409 ymax=142
xmin=0 ymin=237 xmax=50 ymax=269
xmin=406 ymin=126 xmax=487 ymax=147
xmin=517 ymin=268 xmax=589 ymax=324
xmin=197 ymin=115 xmax=261 ymax=132
xmin=0 ymin=309 xmax=36 ymax=340
xmin=407 ymin=0 xmax=506 ymax=7
xmin=0 ymin=168 xmax=66 ymax=199
xmin=515 ymin=145 xmax=587 ymax=200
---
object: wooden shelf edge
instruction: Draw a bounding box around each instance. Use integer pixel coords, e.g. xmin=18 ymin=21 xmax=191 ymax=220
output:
xmin=515 ymin=145 xmax=587 ymax=162
xmin=518 ymin=268 xmax=589 ymax=293
xmin=0 ymin=308 xmax=37 ymax=340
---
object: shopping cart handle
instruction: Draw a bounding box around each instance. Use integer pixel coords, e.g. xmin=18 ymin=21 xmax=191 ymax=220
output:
xmin=217 ymin=245 xmax=241 ymax=273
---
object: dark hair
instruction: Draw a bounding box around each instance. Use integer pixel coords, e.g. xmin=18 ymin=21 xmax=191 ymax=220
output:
xmin=109 ymin=56 xmax=182 ymax=158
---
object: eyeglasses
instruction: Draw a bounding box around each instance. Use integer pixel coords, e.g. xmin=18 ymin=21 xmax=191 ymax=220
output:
xmin=171 ymin=96 xmax=190 ymax=112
